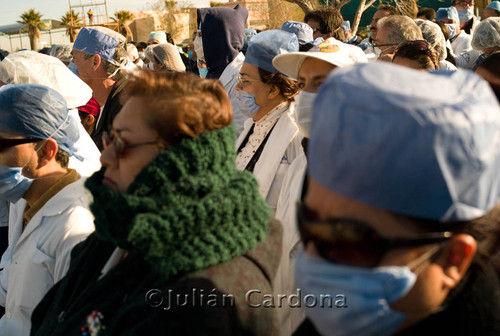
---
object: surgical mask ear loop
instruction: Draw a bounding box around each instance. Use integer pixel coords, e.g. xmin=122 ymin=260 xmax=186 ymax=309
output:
xmin=406 ymin=243 xmax=445 ymax=276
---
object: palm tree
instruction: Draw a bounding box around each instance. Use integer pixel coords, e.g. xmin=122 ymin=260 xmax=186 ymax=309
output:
xmin=60 ymin=10 xmax=81 ymax=42
xmin=111 ymin=10 xmax=134 ymax=41
xmin=18 ymin=9 xmax=43 ymax=51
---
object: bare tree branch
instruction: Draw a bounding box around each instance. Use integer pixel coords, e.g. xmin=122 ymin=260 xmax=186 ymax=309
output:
xmin=283 ymin=0 xmax=315 ymax=14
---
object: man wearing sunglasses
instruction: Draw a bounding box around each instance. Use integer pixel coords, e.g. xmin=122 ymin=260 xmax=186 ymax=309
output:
xmin=293 ymin=63 xmax=500 ymax=336
xmin=0 ymin=85 xmax=94 ymax=336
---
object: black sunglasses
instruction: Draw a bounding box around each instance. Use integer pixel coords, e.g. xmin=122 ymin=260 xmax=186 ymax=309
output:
xmin=297 ymin=202 xmax=452 ymax=268
xmin=102 ymin=131 xmax=158 ymax=159
xmin=0 ymin=138 xmax=43 ymax=152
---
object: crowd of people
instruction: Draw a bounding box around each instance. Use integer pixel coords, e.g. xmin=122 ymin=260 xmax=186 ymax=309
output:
xmin=0 ymin=1 xmax=499 ymax=335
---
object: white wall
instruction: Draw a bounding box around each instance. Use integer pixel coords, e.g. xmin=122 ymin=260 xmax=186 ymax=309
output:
xmin=0 ymin=29 xmax=70 ymax=52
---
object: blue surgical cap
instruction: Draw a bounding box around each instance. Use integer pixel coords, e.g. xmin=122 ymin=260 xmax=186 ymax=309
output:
xmin=245 ymin=30 xmax=299 ymax=73
xmin=436 ymin=7 xmax=459 ymax=23
xmin=73 ymin=27 xmax=124 ymax=61
xmin=341 ymin=20 xmax=351 ymax=32
xmin=148 ymin=31 xmax=167 ymax=44
xmin=309 ymin=62 xmax=500 ymax=222
xmin=487 ymin=1 xmax=500 ymax=12
xmin=0 ymin=84 xmax=80 ymax=158
xmin=281 ymin=21 xmax=314 ymax=44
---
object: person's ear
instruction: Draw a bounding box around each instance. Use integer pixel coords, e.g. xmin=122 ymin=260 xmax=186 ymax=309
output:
xmin=268 ymin=84 xmax=280 ymax=99
xmin=36 ymin=138 xmax=59 ymax=168
xmin=92 ymin=54 xmax=102 ymax=71
xmin=436 ymin=234 xmax=477 ymax=289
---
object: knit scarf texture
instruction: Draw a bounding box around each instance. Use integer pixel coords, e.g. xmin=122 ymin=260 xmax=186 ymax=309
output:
xmin=85 ymin=125 xmax=270 ymax=281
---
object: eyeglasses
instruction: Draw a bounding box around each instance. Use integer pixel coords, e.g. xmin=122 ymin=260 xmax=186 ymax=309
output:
xmin=0 ymin=137 xmax=43 ymax=152
xmin=297 ymin=202 xmax=452 ymax=268
xmin=456 ymin=1 xmax=474 ymax=6
xmin=235 ymin=74 xmax=262 ymax=87
xmin=394 ymin=40 xmax=438 ymax=70
xmin=102 ymin=131 xmax=158 ymax=159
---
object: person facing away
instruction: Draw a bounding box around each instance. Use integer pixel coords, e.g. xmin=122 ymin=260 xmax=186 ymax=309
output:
xmin=293 ymin=62 xmax=500 ymax=336
xmin=0 ymin=84 xmax=95 ymax=336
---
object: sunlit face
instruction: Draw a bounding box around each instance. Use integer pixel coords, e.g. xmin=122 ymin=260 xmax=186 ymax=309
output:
xmin=453 ymin=0 xmax=474 ymax=14
xmin=100 ymin=97 xmax=162 ymax=193
xmin=374 ymin=26 xmax=397 ymax=58
xmin=297 ymin=58 xmax=337 ymax=93
xmin=147 ymin=39 xmax=160 ymax=45
xmin=71 ymin=49 xmax=95 ymax=85
xmin=152 ymin=56 xmax=164 ymax=72
xmin=306 ymin=19 xmax=329 ymax=40
xmin=303 ymin=179 xmax=453 ymax=317
xmin=235 ymin=62 xmax=278 ymax=114
xmin=482 ymin=8 xmax=499 ymax=20
xmin=370 ymin=10 xmax=391 ymax=40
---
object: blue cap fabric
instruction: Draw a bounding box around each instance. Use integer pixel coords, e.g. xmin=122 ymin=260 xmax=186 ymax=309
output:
xmin=0 ymin=84 xmax=80 ymax=158
xmin=245 ymin=30 xmax=299 ymax=73
xmin=281 ymin=21 xmax=314 ymax=44
xmin=436 ymin=7 xmax=460 ymax=23
xmin=487 ymin=1 xmax=500 ymax=12
xmin=309 ymin=62 xmax=500 ymax=222
xmin=148 ymin=31 xmax=167 ymax=44
xmin=341 ymin=20 xmax=351 ymax=32
xmin=73 ymin=27 xmax=125 ymax=61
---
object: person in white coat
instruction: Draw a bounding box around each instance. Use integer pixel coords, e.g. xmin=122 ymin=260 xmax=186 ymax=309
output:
xmin=272 ymin=38 xmax=367 ymax=335
xmin=0 ymin=85 xmax=95 ymax=336
xmin=235 ymin=30 xmax=303 ymax=213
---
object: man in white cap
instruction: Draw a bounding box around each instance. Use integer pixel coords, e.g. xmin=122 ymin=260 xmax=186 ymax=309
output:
xmin=0 ymin=85 xmax=94 ymax=336
xmin=271 ymin=37 xmax=367 ymax=335
xmin=294 ymin=62 xmax=500 ymax=335
xmin=72 ymin=26 xmax=128 ymax=150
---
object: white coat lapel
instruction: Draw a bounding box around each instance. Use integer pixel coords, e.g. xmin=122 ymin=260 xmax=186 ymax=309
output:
xmin=253 ymin=111 xmax=298 ymax=199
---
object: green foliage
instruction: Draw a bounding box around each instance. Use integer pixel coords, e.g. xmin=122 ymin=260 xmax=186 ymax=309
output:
xmin=18 ymin=8 xmax=43 ymax=50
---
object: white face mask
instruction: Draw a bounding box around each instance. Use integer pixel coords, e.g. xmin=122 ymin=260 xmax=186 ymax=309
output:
xmin=148 ymin=61 xmax=155 ymax=71
xmin=294 ymin=91 xmax=317 ymax=138
xmin=193 ymin=35 xmax=204 ymax=60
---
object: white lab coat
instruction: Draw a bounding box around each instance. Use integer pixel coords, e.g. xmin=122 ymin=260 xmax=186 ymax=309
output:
xmin=0 ymin=177 xmax=95 ymax=336
xmin=274 ymin=153 xmax=307 ymax=335
xmin=219 ymin=52 xmax=246 ymax=137
xmin=451 ymin=31 xmax=473 ymax=57
xmin=236 ymin=103 xmax=304 ymax=211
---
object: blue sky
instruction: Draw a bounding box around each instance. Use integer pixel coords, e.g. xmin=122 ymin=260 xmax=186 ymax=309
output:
xmin=0 ymin=0 xmax=214 ymax=26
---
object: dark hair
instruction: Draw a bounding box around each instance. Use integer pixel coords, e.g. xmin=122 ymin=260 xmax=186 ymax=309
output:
xmin=258 ymin=68 xmax=298 ymax=102
xmin=377 ymin=4 xmax=399 ymax=16
xmin=55 ymin=148 xmax=70 ymax=168
xmin=396 ymin=204 xmax=500 ymax=266
xmin=417 ymin=7 xmax=436 ymax=21
xmin=476 ymin=52 xmax=500 ymax=79
xmin=393 ymin=40 xmax=440 ymax=70
xmin=122 ymin=70 xmax=233 ymax=145
xmin=304 ymin=8 xmax=345 ymax=41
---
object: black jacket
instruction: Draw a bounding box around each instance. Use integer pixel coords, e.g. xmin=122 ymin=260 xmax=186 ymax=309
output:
xmin=91 ymin=76 xmax=127 ymax=151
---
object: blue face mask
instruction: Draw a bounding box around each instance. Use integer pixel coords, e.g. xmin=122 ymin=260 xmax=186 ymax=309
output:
xmin=237 ymin=91 xmax=260 ymax=118
xmin=187 ymin=51 xmax=193 ymax=59
xmin=198 ymin=67 xmax=208 ymax=78
xmin=0 ymin=166 xmax=33 ymax=203
xmin=446 ymin=24 xmax=457 ymax=39
xmin=459 ymin=8 xmax=474 ymax=23
xmin=68 ymin=61 xmax=79 ymax=77
xmin=294 ymin=251 xmax=420 ymax=336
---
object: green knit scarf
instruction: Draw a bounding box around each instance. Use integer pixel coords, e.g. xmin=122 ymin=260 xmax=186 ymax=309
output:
xmin=85 ymin=125 xmax=270 ymax=281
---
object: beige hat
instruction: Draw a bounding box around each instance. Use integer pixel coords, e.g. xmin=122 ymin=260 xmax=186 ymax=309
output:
xmin=152 ymin=43 xmax=186 ymax=72
xmin=272 ymin=38 xmax=367 ymax=80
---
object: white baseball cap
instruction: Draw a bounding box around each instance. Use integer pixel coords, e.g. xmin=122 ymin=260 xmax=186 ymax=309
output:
xmin=272 ymin=38 xmax=367 ymax=80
